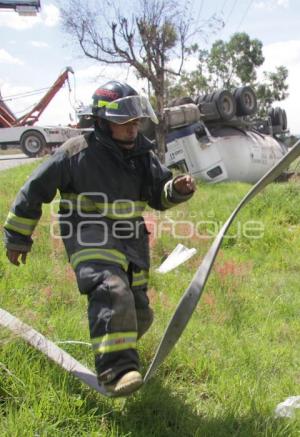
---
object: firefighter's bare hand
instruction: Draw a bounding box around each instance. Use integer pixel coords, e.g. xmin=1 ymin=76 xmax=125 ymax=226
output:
xmin=174 ymin=174 xmax=196 ymax=195
xmin=6 ymin=250 xmax=28 ymax=266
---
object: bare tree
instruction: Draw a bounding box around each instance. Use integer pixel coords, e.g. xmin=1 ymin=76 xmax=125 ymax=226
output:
xmin=60 ymin=0 xmax=222 ymax=162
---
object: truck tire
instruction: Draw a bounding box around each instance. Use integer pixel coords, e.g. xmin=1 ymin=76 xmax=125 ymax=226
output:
xmin=78 ymin=115 xmax=94 ymax=128
xmin=234 ymin=86 xmax=257 ymax=116
xmin=205 ymin=92 xmax=215 ymax=102
xmin=267 ymin=107 xmax=274 ymax=124
xmin=274 ymin=107 xmax=283 ymax=128
xmin=20 ymin=130 xmax=46 ymax=157
xmin=197 ymin=101 xmax=220 ymax=120
xmin=169 ymin=96 xmax=194 ymax=107
xmin=195 ymin=94 xmax=206 ymax=104
xmin=268 ymin=107 xmax=283 ymax=129
xmin=282 ymin=109 xmax=287 ymax=131
xmin=212 ymin=89 xmax=236 ymax=121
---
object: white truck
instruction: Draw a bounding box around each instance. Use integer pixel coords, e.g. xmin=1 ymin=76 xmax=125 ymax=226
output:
xmin=0 ymin=66 xmax=83 ymax=157
xmin=75 ymin=86 xmax=291 ymax=185
xmin=162 ymin=87 xmax=289 ymax=183
xmin=0 ymin=125 xmax=83 ymax=157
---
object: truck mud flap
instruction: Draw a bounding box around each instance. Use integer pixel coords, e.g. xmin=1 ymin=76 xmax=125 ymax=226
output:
xmin=144 ymin=140 xmax=300 ymax=383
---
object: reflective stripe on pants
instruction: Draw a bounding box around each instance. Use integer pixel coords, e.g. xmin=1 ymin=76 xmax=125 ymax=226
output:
xmin=74 ymin=261 xmax=153 ymax=379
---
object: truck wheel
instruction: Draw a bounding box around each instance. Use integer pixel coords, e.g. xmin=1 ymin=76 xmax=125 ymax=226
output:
xmin=234 ymin=86 xmax=257 ymax=116
xmin=270 ymin=107 xmax=283 ymax=128
xmin=268 ymin=107 xmax=274 ymax=124
xmin=78 ymin=115 xmax=94 ymax=128
xmin=169 ymin=96 xmax=194 ymax=107
xmin=195 ymin=95 xmax=203 ymax=104
xmin=212 ymin=89 xmax=236 ymax=121
xmin=205 ymin=92 xmax=215 ymax=102
xmin=20 ymin=130 xmax=46 ymax=157
xmin=282 ymin=109 xmax=287 ymax=131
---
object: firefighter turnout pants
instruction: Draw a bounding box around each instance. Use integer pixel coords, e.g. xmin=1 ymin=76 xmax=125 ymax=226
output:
xmin=74 ymin=261 xmax=153 ymax=383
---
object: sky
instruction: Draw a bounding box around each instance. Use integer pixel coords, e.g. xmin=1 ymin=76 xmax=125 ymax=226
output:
xmin=1 ymin=0 xmax=300 ymax=133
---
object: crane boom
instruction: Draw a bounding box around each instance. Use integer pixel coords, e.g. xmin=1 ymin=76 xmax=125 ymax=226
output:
xmin=15 ymin=66 xmax=74 ymax=126
xmin=0 ymin=90 xmax=17 ymax=127
xmin=0 ymin=67 xmax=74 ymax=128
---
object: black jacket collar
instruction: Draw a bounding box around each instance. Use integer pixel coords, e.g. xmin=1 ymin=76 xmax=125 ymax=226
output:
xmin=93 ymin=124 xmax=154 ymax=159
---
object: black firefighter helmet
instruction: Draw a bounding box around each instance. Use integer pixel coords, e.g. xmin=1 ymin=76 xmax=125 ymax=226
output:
xmin=92 ymin=80 xmax=158 ymax=125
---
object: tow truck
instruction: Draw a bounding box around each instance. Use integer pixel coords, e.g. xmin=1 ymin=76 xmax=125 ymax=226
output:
xmin=0 ymin=67 xmax=83 ymax=157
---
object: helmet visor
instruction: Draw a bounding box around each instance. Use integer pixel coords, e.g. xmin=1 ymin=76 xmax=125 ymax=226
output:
xmin=98 ymin=95 xmax=158 ymax=125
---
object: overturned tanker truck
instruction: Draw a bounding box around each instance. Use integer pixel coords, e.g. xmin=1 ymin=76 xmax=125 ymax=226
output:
xmin=142 ymin=86 xmax=289 ymax=184
xmin=77 ymin=86 xmax=290 ymax=184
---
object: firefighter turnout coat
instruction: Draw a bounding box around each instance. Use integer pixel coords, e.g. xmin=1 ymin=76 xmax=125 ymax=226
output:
xmin=3 ymin=126 xmax=193 ymax=380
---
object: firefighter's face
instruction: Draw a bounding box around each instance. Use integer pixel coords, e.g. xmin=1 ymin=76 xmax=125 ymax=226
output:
xmin=108 ymin=120 xmax=140 ymax=149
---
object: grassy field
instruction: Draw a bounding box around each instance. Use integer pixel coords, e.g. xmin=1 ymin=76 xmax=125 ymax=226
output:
xmin=0 ymin=162 xmax=299 ymax=436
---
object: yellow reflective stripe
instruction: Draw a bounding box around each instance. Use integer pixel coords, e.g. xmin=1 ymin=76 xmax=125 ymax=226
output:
xmin=98 ymin=101 xmax=119 ymax=109
xmin=95 ymin=342 xmax=136 ymax=354
xmin=97 ymin=202 xmax=146 ymax=211
xmin=105 ymin=211 xmax=145 ymax=219
xmin=6 ymin=212 xmax=37 ymax=226
xmin=4 ymin=223 xmax=32 ymax=236
xmin=132 ymin=279 xmax=148 ymax=287
xmin=70 ymin=248 xmax=128 ymax=270
xmin=132 ymin=270 xmax=149 ymax=287
xmin=60 ymin=193 xmax=95 ymax=212
xmin=92 ymin=331 xmax=137 ymax=354
xmin=102 ymin=200 xmax=146 ymax=219
xmin=4 ymin=212 xmax=38 ymax=236
xmin=161 ymin=180 xmax=176 ymax=209
xmin=60 ymin=193 xmax=147 ymax=218
xmin=60 ymin=194 xmax=95 ymax=212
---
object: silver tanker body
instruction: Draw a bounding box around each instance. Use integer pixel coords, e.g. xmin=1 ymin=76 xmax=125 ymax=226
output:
xmin=165 ymin=123 xmax=287 ymax=183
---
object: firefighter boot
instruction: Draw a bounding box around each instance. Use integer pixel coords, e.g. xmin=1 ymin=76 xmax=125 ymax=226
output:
xmin=104 ymin=370 xmax=143 ymax=397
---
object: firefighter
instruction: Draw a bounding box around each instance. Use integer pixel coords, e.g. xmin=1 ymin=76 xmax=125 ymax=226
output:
xmin=4 ymin=81 xmax=196 ymax=396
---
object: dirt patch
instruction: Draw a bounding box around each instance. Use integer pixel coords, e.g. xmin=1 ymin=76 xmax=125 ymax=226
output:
xmin=215 ymin=259 xmax=253 ymax=280
xmin=148 ymin=287 xmax=158 ymax=305
xmin=159 ymin=291 xmax=172 ymax=309
xmin=289 ymin=174 xmax=300 ymax=182
xmin=148 ymin=287 xmax=172 ymax=308
xmin=41 ymin=286 xmax=53 ymax=300
xmin=144 ymin=212 xmax=159 ymax=248
xmin=65 ymin=264 xmax=76 ymax=282
xmin=202 ymin=292 xmax=216 ymax=308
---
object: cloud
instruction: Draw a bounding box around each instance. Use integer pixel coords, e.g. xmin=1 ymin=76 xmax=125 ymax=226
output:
xmin=254 ymin=0 xmax=289 ymax=10
xmin=0 ymin=49 xmax=23 ymax=65
xmin=41 ymin=4 xmax=60 ymax=27
xmin=167 ymin=55 xmax=199 ymax=75
xmin=277 ymin=0 xmax=289 ymax=7
xmin=30 ymin=41 xmax=50 ymax=48
xmin=75 ymin=64 xmax=148 ymax=95
xmin=262 ymin=40 xmax=300 ymax=69
xmin=76 ymin=65 xmax=107 ymax=80
xmin=0 ymin=3 xmax=60 ymax=30
xmin=76 ymin=64 xmax=134 ymax=82
xmin=0 ymin=12 xmax=38 ymax=30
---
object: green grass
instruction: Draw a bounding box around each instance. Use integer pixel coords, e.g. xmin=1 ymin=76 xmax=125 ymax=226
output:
xmin=0 ymin=163 xmax=300 ymax=436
